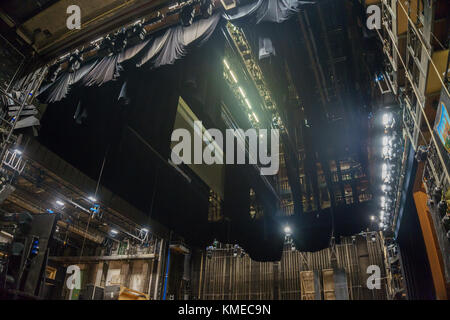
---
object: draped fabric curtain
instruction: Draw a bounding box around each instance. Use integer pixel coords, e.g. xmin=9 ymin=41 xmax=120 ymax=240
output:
xmin=37 ymin=0 xmax=313 ymax=103
xmin=38 ymin=59 xmax=97 ymax=103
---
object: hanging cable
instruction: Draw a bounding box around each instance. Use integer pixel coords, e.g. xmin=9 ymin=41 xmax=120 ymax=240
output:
xmin=78 ymin=152 xmax=107 ymax=263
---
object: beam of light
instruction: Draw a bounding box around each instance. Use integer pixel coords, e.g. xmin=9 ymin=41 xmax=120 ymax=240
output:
xmin=252 ymin=112 xmax=259 ymax=122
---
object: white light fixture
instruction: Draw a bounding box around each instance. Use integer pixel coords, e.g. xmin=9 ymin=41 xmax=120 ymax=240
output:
xmin=382 ymin=113 xmax=390 ymax=126
xmin=168 ymin=2 xmax=179 ymax=10
xmin=55 ymin=200 xmax=64 ymax=207
xmin=245 ymin=98 xmax=252 ymax=109
xmin=379 ymin=222 xmax=384 ymax=228
xmin=141 ymin=228 xmax=149 ymax=233
xmin=223 ymin=59 xmax=230 ymax=70
xmin=284 ymin=226 xmax=292 ymax=235
xmin=238 ymin=87 xmax=245 ymax=97
xmin=382 ymin=163 xmax=388 ymax=180
xmin=110 ymin=229 xmax=118 ymax=235
xmin=229 ymin=70 xmax=238 ymax=83
xmin=88 ymin=196 xmax=97 ymax=202
xmin=381 ymin=196 xmax=386 ymax=207
xmin=370 ymin=215 xmax=375 ymax=221
xmin=252 ymin=112 xmax=259 ymax=123
xmin=13 ymin=149 xmax=22 ymax=155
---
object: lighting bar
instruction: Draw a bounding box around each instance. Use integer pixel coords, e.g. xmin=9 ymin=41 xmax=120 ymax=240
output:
xmin=381 ymin=163 xmax=388 ymax=180
xmin=238 ymin=87 xmax=245 ymax=97
xmin=244 ymin=98 xmax=252 ymax=109
xmin=229 ymin=70 xmax=238 ymax=83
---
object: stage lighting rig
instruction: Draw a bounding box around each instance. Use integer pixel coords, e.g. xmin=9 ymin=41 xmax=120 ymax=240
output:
xmin=200 ymin=0 xmax=214 ymax=18
xmin=126 ymin=21 xmax=148 ymax=42
xmin=68 ymin=50 xmax=83 ymax=73
xmin=102 ymin=31 xmax=127 ymax=56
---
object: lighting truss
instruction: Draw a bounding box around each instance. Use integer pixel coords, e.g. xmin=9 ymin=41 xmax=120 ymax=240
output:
xmin=225 ymin=22 xmax=286 ymax=132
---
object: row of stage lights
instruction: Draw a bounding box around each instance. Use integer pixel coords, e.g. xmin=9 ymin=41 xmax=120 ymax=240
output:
xmin=48 ymin=195 xmax=149 ymax=239
xmin=206 ymin=240 xmax=246 ymax=259
xmin=376 ymin=112 xmax=401 ymax=230
xmin=223 ymin=59 xmax=260 ymax=125
xmin=50 ymin=0 xmax=215 ymax=80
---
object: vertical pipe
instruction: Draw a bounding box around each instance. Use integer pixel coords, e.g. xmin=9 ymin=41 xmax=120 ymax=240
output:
xmin=198 ymin=252 xmax=204 ymax=299
xmin=153 ymin=239 xmax=164 ymax=300
xmin=162 ymin=247 xmax=170 ymax=300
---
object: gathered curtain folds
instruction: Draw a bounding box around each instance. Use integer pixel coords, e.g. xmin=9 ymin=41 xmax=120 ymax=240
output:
xmin=37 ymin=0 xmax=313 ymax=103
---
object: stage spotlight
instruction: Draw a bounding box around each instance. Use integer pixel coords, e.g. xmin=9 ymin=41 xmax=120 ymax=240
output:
xmin=382 ymin=113 xmax=391 ymax=126
xmin=233 ymin=244 xmax=239 ymax=257
xmin=146 ymin=11 xmax=164 ymax=26
xmin=180 ymin=4 xmax=195 ymax=26
xmin=68 ymin=50 xmax=83 ymax=73
xmin=200 ymin=0 xmax=213 ymax=18
xmin=206 ymin=245 xmax=213 ymax=259
xmin=283 ymin=225 xmax=292 ymax=235
xmin=382 ymin=163 xmax=390 ymax=180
